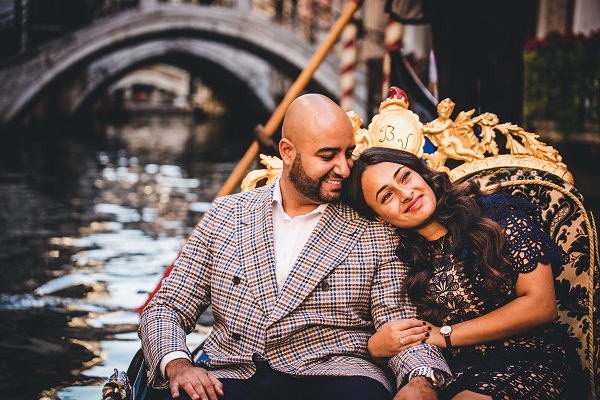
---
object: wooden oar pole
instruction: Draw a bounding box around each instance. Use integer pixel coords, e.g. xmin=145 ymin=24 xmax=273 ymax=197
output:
xmin=215 ymin=0 xmax=364 ymax=198
xmin=135 ymin=0 xmax=364 ymax=313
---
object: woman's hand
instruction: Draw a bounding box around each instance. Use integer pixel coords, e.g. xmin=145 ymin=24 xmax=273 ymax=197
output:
xmin=422 ymin=322 xmax=444 ymax=348
xmin=368 ymin=318 xmax=430 ymax=360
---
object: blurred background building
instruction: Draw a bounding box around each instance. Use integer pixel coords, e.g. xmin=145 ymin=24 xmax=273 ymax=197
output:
xmin=0 ymin=0 xmax=598 ymax=138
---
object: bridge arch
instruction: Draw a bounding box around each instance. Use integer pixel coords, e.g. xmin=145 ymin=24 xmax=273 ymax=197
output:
xmin=73 ymin=38 xmax=280 ymax=121
xmin=0 ymin=4 xmax=342 ymax=127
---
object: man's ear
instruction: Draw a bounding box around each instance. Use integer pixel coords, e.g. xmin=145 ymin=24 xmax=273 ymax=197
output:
xmin=279 ymin=138 xmax=295 ymax=165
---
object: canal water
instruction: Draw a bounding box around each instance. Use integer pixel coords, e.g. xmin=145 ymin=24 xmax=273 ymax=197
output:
xmin=0 ymin=113 xmax=256 ymax=400
xmin=0 ymin=113 xmax=597 ymax=400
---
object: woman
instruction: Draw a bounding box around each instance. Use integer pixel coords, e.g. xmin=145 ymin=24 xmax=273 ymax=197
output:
xmin=342 ymin=147 xmax=583 ymax=399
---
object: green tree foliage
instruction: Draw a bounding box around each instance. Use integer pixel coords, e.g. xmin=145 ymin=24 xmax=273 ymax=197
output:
xmin=524 ymin=30 xmax=600 ymax=138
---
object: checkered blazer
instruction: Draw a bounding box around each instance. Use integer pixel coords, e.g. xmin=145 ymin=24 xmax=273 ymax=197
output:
xmin=139 ymin=184 xmax=450 ymax=392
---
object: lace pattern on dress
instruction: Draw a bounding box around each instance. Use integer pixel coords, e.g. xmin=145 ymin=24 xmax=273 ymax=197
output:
xmin=425 ymin=194 xmax=581 ymax=399
xmin=480 ymin=193 xmax=568 ymax=273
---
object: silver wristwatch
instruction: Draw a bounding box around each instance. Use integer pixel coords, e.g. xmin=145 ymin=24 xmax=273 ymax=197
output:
xmin=440 ymin=325 xmax=453 ymax=349
xmin=408 ymin=367 xmax=446 ymax=389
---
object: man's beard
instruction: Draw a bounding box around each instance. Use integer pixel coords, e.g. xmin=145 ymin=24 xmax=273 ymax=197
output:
xmin=289 ymin=155 xmax=341 ymax=203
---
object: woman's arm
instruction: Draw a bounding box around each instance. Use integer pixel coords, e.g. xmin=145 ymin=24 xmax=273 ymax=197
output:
xmin=425 ymin=262 xmax=557 ymax=348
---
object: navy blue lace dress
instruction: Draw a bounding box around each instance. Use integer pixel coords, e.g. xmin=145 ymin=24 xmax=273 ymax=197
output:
xmin=422 ymin=194 xmax=583 ymax=399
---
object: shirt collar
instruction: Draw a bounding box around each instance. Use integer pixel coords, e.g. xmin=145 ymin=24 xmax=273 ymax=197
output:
xmin=272 ymin=177 xmax=329 ymax=216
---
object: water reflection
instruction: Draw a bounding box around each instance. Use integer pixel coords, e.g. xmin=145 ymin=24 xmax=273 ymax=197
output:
xmin=0 ymin=114 xmax=254 ymax=399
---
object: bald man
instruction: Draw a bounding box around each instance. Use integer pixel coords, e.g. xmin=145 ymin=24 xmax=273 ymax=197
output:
xmin=139 ymin=94 xmax=450 ymax=400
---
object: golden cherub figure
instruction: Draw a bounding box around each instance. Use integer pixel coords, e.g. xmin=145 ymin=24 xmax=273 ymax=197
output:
xmin=422 ymin=98 xmax=486 ymax=171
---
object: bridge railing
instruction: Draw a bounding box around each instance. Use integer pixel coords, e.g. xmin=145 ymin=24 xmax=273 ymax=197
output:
xmin=1 ymin=0 xmax=140 ymax=59
xmin=157 ymin=0 xmax=340 ymax=46
xmin=96 ymin=0 xmax=141 ymax=16
xmin=1 ymin=0 xmax=342 ymax=61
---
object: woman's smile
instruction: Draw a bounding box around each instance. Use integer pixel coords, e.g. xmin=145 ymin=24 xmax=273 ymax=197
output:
xmin=405 ymin=194 xmax=423 ymax=213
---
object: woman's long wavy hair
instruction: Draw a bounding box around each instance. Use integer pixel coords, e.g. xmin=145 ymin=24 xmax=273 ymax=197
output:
xmin=342 ymin=147 xmax=512 ymax=324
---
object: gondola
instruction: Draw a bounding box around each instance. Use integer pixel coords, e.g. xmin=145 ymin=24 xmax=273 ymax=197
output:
xmin=102 ymin=82 xmax=599 ymax=399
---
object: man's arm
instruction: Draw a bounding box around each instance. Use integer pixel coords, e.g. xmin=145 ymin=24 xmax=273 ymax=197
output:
xmin=369 ymin=225 xmax=452 ymax=392
xmin=138 ymin=200 xmax=222 ymax=389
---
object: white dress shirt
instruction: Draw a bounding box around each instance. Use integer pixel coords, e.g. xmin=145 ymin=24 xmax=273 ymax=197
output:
xmin=271 ymin=178 xmax=328 ymax=291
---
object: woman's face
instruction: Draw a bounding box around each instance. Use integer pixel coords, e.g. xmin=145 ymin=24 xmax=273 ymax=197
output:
xmin=361 ymin=162 xmax=437 ymax=231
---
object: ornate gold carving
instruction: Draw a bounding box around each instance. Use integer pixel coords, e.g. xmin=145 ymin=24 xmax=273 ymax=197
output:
xmin=360 ymin=88 xmax=424 ymax=158
xmin=448 ymin=154 xmax=574 ymax=184
xmin=241 ymin=86 xmax=573 ymax=191
xmin=351 ymin=87 xmax=573 ymax=185
xmin=422 ymin=99 xmax=485 ymax=172
xmin=347 ymin=110 xmax=373 ymax=158
xmin=240 ymin=154 xmax=283 ymax=192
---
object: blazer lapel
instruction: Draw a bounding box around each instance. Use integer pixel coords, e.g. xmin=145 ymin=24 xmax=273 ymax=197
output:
xmin=237 ymin=186 xmax=279 ymax=316
xmin=268 ymin=204 xmax=368 ymax=324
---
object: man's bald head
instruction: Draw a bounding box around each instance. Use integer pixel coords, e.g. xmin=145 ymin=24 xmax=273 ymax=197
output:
xmin=281 ymin=94 xmax=352 ymax=149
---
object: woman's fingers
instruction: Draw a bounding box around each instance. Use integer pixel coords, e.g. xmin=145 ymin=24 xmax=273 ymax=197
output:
xmin=393 ymin=319 xmax=431 ymax=349
xmin=398 ymin=330 xmax=430 ymax=349
xmin=370 ymin=319 xmax=433 ymax=358
xmin=389 ymin=318 xmax=428 ymax=330
xmin=391 ymin=320 xmax=429 ymax=338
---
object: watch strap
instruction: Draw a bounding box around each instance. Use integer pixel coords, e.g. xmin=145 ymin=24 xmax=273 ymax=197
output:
xmin=408 ymin=366 xmax=430 ymax=382
xmin=440 ymin=325 xmax=453 ymax=349
xmin=443 ymin=334 xmax=452 ymax=349
xmin=408 ymin=367 xmax=443 ymax=389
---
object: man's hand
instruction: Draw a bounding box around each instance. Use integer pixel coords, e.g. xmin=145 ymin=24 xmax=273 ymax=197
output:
xmin=165 ymin=358 xmax=224 ymax=400
xmin=394 ymin=376 xmax=438 ymax=400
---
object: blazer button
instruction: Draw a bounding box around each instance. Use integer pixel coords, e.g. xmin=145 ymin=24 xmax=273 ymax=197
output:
xmin=232 ymin=333 xmax=242 ymax=341
xmin=320 ymin=281 xmax=330 ymax=291
xmin=233 ymin=276 xmax=241 ymax=285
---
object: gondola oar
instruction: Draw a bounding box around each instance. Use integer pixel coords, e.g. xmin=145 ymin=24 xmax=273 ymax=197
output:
xmin=215 ymin=0 xmax=364 ymax=198
xmin=134 ymin=0 xmax=364 ymax=313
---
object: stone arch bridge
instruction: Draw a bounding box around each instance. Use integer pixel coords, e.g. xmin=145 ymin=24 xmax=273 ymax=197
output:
xmin=0 ymin=2 xmax=366 ymax=129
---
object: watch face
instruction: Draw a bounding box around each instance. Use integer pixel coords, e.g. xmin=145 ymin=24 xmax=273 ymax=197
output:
xmin=440 ymin=325 xmax=451 ymax=335
xmin=432 ymin=369 xmax=445 ymax=386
